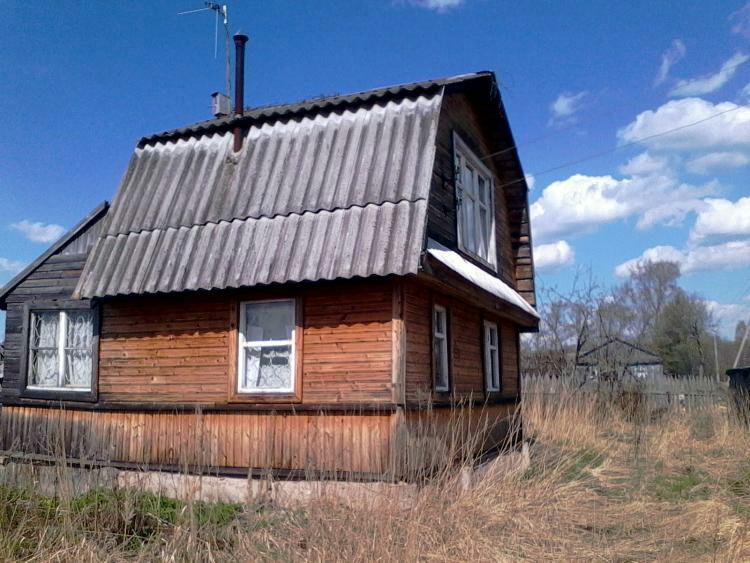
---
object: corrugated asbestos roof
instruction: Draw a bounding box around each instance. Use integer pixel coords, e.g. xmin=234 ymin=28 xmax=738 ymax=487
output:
xmin=76 ymin=75 xmax=457 ymax=298
xmin=104 ymin=94 xmax=441 ymax=236
xmin=81 ymin=200 xmax=425 ymax=297
xmin=138 ymin=72 xmax=489 ymax=147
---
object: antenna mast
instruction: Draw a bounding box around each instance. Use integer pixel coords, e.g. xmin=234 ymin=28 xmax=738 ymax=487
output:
xmin=179 ymin=2 xmax=231 ymax=98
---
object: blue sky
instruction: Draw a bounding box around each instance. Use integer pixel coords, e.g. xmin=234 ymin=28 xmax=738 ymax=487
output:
xmin=1 ymin=0 xmax=749 ymax=339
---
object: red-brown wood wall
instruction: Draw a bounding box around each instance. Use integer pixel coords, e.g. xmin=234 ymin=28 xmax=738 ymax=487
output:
xmin=98 ymin=280 xmax=394 ymax=405
xmin=403 ymin=278 xmax=519 ymax=405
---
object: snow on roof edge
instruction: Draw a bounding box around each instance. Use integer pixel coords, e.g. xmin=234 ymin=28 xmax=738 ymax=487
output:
xmin=426 ymin=238 xmax=539 ymax=320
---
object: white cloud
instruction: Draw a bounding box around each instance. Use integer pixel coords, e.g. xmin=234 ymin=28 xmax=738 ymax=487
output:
xmin=618 ymin=97 xmax=750 ymax=152
xmin=635 ymin=195 xmax=709 ymax=231
xmin=9 ymin=220 xmax=66 ymax=243
xmin=690 ymin=197 xmax=750 ymax=242
xmin=669 ymin=52 xmax=749 ymax=97
xmin=530 ymin=164 xmax=713 ymax=242
xmin=548 ymin=91 xmax=588 ymax=126
xmin=618 ymin=152 xmax=670 ymax=176
xmin=615 ymin=240 xmax=750 ymax=277
xmin=730 ymin=3 xmax=750 ymax=38
xmin=705 ymin=300 xmax=750 ymax=339
xmin=409 ymin=0 xmax=464 ymax=11
xmin=534 ymin=240 xmax=575 ymax=272
xmin=525 ymin=174 xmax=535 ymax=190
xmin=686 ymin=151 xmax=749 ymax=174
xmin=0 ymin=257 xmax=25 ymax=274
xmin=654 ymin=39 xmax=686 ymax=86
xmin=531 ymin=174 xmax=630 ymax=241
xmin=614 ymin=246 xmax=685 ymax=278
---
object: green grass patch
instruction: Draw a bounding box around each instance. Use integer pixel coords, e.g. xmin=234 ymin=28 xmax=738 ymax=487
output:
xmin=70 ymin=488 xmax=242 ymax=538
xmin=0 ymin=485 xmax=245 ymax=556
xmin=649 ymin=466 xmax=710 ymax=502
xmin=559 ymin=448 xmax=605 ymax=483
xmin=727 ymin=465 xmax=750 ymax=497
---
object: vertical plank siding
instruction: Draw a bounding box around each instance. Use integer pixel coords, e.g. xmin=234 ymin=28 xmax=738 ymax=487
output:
xmin=0 ymin=405 xmax=394 ymax=474
xmin=394 ymin=403 xmax=518 ymax=475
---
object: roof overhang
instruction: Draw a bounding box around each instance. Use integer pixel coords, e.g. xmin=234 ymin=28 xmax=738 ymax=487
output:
xmin=0 ymin=202 xmax=109 ymax=310
xmin=422 ymin=239 xmax=539 ymax=329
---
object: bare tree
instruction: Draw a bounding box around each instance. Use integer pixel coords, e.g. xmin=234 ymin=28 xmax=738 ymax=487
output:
xmin=523 ymin=268 xmax=602 ymax=378
xmin=618 ymin=260 xmax=680 ymax=338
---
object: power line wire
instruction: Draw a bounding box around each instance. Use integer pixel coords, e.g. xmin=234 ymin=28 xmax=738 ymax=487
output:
xmin=494 ymin=54 xmax=750 ymax=161
xmin=489 ymin=103 xmax=748 ymax=191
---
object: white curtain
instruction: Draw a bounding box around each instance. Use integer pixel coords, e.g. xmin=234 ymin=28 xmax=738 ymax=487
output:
xmin=64 ymin=311 xmax=93 ymax=388
xmin=29 ymin=310 xmax=93 ymax=389
xmin=241 ymin=300 xmax=294 ymax=391
xmin=243 ymin=346 xmax=292 ymax=390
xmin=29 ymin=312 xmax=59 ymax=387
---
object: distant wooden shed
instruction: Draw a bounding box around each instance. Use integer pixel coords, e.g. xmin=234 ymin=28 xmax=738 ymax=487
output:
xmin=576 ymin=338 xmax=663 ymax=382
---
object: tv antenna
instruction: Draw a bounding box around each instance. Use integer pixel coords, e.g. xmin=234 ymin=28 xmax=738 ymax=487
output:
xmin=179 ymin=2 xmax=231 ymax=98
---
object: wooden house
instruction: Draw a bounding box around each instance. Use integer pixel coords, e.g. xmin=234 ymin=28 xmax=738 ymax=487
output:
xmin=576 ymin=338 xmax=664 ymax=382
xmin=0 ymin=69 xmax=537 ymax=479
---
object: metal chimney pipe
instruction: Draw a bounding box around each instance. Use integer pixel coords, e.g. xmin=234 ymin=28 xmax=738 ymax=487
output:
xmin=233 ymin=33 xmax=249 ymax=152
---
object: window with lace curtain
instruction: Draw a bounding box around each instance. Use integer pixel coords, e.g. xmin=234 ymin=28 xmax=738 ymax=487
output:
xmin=238 ymin=299 xmax=296 ymax=394
xmin=27 ymin=310 xmax=95 ymax=391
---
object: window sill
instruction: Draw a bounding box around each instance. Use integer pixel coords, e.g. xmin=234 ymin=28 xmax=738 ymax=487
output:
xmin=20 ymin=388 xmax=97 ymax=403
xmin=456 ymin=245 xmax=497 ymax=273
xmin=228 ymin=390 xmax=301 ymax=404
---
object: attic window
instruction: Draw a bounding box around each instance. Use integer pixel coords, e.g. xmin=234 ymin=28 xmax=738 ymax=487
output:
xmin=238 ymin=299 xmax=296 ymax=394
xmin=453 ymin=133 xmax=497 ymax=269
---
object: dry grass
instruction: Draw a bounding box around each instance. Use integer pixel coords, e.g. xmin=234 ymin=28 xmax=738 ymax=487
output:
xmin=0 ymin=378 xmax=747 ymax=561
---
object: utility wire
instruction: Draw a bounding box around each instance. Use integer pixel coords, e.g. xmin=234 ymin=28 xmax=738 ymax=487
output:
xmin=488 ymin=103 xmax=748 ymax=191
xmin=494 ymin=55 xmax=750 ymax=161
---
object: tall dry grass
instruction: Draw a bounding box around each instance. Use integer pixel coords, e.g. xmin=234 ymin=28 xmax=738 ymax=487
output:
xmin=0 ymin=377 xmax=747 ymax=561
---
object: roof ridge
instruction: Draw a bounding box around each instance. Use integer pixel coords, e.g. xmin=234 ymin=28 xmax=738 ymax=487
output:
xmin=139 ymin=71 xmax=492 ymax=147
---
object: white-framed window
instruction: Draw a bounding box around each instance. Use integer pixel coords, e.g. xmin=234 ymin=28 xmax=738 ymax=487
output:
xmin=432 ymin=304 xmax=450 ymax=392
xmin=27 ymin=310 xmax=94 ymax=392
xmin=453 ymin=132 xmax=497 ymax=268
xmin=483 ymin=320 xmax=500 ymax=392
xmin=238 ymin=299 xmax=296 ymax=394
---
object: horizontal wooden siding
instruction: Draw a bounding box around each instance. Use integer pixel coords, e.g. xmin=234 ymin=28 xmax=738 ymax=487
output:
xmin=98 ymin=280 xmax=394 ymax=405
